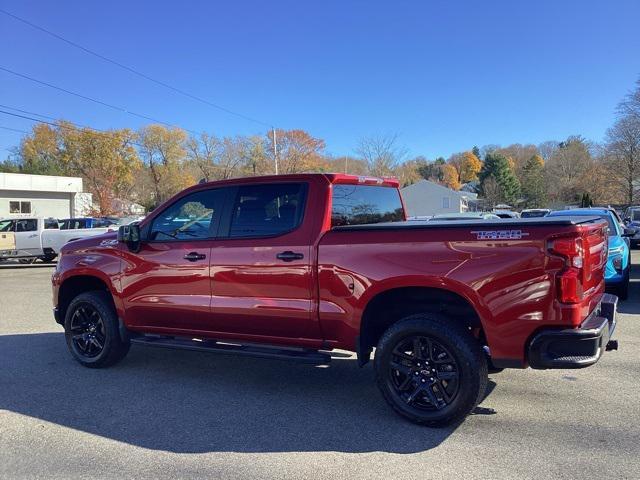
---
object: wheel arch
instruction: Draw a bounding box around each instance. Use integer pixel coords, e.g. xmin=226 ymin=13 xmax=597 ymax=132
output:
xmin=57 ymin=273 xmax=117 ymax=324
xmin=357 ymin=283 xmax=487 ymax=366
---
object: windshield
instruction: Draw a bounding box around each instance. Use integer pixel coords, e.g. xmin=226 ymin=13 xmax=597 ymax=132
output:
xmin=602 ymin=216 xmax=618 ymax=235
xmin=430 ymin=216 xmax=482 ymax=221
xmin=0 ymin=220 xmax=14 ymax=232
xmin=521 ymin=210 xmax=548 ymax=218
xmin=631 ymin=210 xmax=640 ymax=222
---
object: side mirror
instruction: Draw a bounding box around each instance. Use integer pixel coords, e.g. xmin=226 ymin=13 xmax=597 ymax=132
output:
xmin=117 ymin=224 xmax=142 ymax=252
xmin=622 ymin=227 xmax=637 ymax=237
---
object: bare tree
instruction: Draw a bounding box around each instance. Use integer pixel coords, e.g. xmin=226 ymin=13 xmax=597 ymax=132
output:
xmin=617 ymin=78 xmax=640 ymax=122
xmin=481 ymin=177 xmax=502 ymax=208
xmin=265 ymin=129 xmax=326 ymax=174
xmin=545 ymin=136 xmax=593 ymax=202
xmin=137 ymin=125 xmax=190 ymax=204
xmin=606 ymin=115 xmax=640 ymax=205
xmin=355 ymin=133 xmax=407 ymax=177
xmin=537 ymin=141 xmax=559 ymax=162
xmin=186 ymin=133 xmax=221 ymax=182
xmin=217 ymin=136 xmax=252 ymax=179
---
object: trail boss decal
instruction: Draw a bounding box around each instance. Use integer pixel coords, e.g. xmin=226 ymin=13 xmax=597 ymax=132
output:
xmin=99 ymin=239 xmax=119 ymax=247
xmin=471 ymin=230 xmax=529 ymax=240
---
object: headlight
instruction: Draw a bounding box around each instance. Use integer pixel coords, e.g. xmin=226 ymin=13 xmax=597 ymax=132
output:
xmin=612 ymin=256 xmax=623 ymax=271
xmin=609 ymin=246 xmax=624 ymax=255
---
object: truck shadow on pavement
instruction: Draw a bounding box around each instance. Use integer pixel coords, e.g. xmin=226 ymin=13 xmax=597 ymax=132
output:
xmin=0 ymin=332 xmax=497 ymax=454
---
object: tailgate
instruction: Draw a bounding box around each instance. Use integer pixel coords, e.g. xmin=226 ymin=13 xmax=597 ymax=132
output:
xmin=0 ymin=232 xmax=16 ymax=250
xmin=580 ymin=221 xmax=608 ymax=296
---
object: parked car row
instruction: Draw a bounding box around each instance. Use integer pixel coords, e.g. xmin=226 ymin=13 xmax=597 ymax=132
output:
xmin=0 ymin=216 xmax=137 ymax=263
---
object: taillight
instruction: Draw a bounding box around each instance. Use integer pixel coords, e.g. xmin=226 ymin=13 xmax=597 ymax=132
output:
xmin=549 ymin=236 xmax=585 ymax=304
xmin=550 ymin=237 xmax=583 ymax=267
xmin=556 ymin=267 xmax=583 ymax=303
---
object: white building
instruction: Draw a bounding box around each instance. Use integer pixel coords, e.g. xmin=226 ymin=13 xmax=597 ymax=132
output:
xmin=401 ymin=179 xmax=478 ymax=217
xmin=0 ymin=172 xmax=92 ymax=218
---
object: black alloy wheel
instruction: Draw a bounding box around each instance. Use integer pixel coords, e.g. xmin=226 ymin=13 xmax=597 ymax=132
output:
xmin=374 ymin=313 xmax=488 ymax=426
xmin=388 ymin=335 xmax=460 ymax=411
xmin=69 ymin=304 xmax=107 ymax=358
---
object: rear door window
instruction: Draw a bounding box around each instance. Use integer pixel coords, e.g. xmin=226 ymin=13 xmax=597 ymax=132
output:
xmin=228 ymin=183 xmax=307 ymax=238
xmin=331 ymin=184 xmax=404 ymax=226
xmin=15 ymin=219 xmax=38 ymax=232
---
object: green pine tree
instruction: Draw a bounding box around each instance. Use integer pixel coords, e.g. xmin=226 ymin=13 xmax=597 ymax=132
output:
xmin=479 ymin=152 xmax=521 ymax=205
xmin=580 ymin=192 xmax=593 ymax=208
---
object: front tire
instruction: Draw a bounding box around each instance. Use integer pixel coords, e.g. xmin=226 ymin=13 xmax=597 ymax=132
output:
xmin=64 ymin=291 xmax=130 ymax=368
xmin=616 ymin=268 xmax=630 ymax=301
xmin=374 ymin=314 xmax=488 ymax=427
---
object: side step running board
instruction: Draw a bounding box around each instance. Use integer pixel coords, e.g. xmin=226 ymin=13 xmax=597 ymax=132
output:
xmin=130 ymin=335 xmax=331 ymax=365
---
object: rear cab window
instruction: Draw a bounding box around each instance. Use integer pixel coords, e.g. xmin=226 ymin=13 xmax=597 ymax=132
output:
xmin=60 ymin=219 xmax=88 ymax=230
xmin=331 ymin=184 xmax=404 ymax=227
xmin=44 ymin=219 xmax=59 ymax=229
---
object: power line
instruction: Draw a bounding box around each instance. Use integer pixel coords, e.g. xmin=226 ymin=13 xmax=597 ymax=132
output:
xmin=0 ymin=104 xmax=59 ymax=122
xmin=0 ymin=108 xmax=231 ymax=171
xmin=0 ymin=125 xmax=29 ymax=134
xmin=0 ymin=108 xmax=148 ymax=148
xmin=0 ymin=104 xmax=140 ymax=137
xmin=0 ymin=65 xmax=203 ymax=136
xmin=0 ymin=8 xmax=274 ymax=129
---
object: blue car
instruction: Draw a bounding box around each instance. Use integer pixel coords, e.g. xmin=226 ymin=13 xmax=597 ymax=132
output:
xmin=547 ymin=208 xmax=632 ymax=300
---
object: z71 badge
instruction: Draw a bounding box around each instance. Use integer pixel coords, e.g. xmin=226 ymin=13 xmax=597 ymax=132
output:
xmin=471 ymin=230 xmax=529 ymax=240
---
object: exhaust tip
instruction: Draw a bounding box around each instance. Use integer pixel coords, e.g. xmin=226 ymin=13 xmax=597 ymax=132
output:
xmin=606 ymin=340 xmax=618 ymax=351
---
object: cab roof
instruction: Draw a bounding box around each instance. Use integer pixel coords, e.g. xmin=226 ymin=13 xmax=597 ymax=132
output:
xmin=548 ymin=208 xmax=612 ymax=216
xmin=197 ymin=173 xmax=400 ymax=189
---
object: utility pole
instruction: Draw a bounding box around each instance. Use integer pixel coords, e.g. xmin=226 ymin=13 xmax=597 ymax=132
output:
xmin=272 ymin=127 xmax=278 ymax=175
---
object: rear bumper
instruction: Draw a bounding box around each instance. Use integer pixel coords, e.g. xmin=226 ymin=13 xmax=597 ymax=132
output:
xmin=528 ymin=293 xmax=618 ymax=369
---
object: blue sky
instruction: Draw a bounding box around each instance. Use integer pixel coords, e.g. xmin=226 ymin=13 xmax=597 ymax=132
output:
xmin=1 ymin=0 xmax=639 ymax=160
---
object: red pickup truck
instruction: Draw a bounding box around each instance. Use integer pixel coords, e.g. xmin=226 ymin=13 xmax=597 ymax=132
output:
xmin=52 ymin=174 xmax=618 ymax=426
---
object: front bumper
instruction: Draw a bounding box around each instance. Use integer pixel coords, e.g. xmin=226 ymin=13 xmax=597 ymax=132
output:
xmin=53 ymin=307 xmax=62 ymax=325
xmin=528 ymin=293 xmax=618 ymax=369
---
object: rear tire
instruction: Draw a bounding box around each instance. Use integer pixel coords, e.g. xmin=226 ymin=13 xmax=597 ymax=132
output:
xmin=41 ymin=251 xmax=57 ymax=263
xmin=64 ymin=291 xmax=130 ymax=368
xmin=374 ymin=313 xmax=488 ymax=427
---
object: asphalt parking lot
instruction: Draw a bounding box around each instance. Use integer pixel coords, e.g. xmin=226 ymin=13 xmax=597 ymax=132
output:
xmin=1 ymin=258 xmax=639 ymax=480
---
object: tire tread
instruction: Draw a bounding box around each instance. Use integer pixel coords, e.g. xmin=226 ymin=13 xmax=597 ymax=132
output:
xmin=374 ymin=313 xmax=488 ymax=426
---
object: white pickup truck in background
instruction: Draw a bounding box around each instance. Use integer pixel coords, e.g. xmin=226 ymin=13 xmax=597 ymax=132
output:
xmin=0 ymin=217 xmax=117 ymax=262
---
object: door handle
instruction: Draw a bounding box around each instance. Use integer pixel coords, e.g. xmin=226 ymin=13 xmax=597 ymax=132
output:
xmin=184 ymin=251 xmax=206 ymax=262
xmin=276 ymin=251 xmax=304 ymax=262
